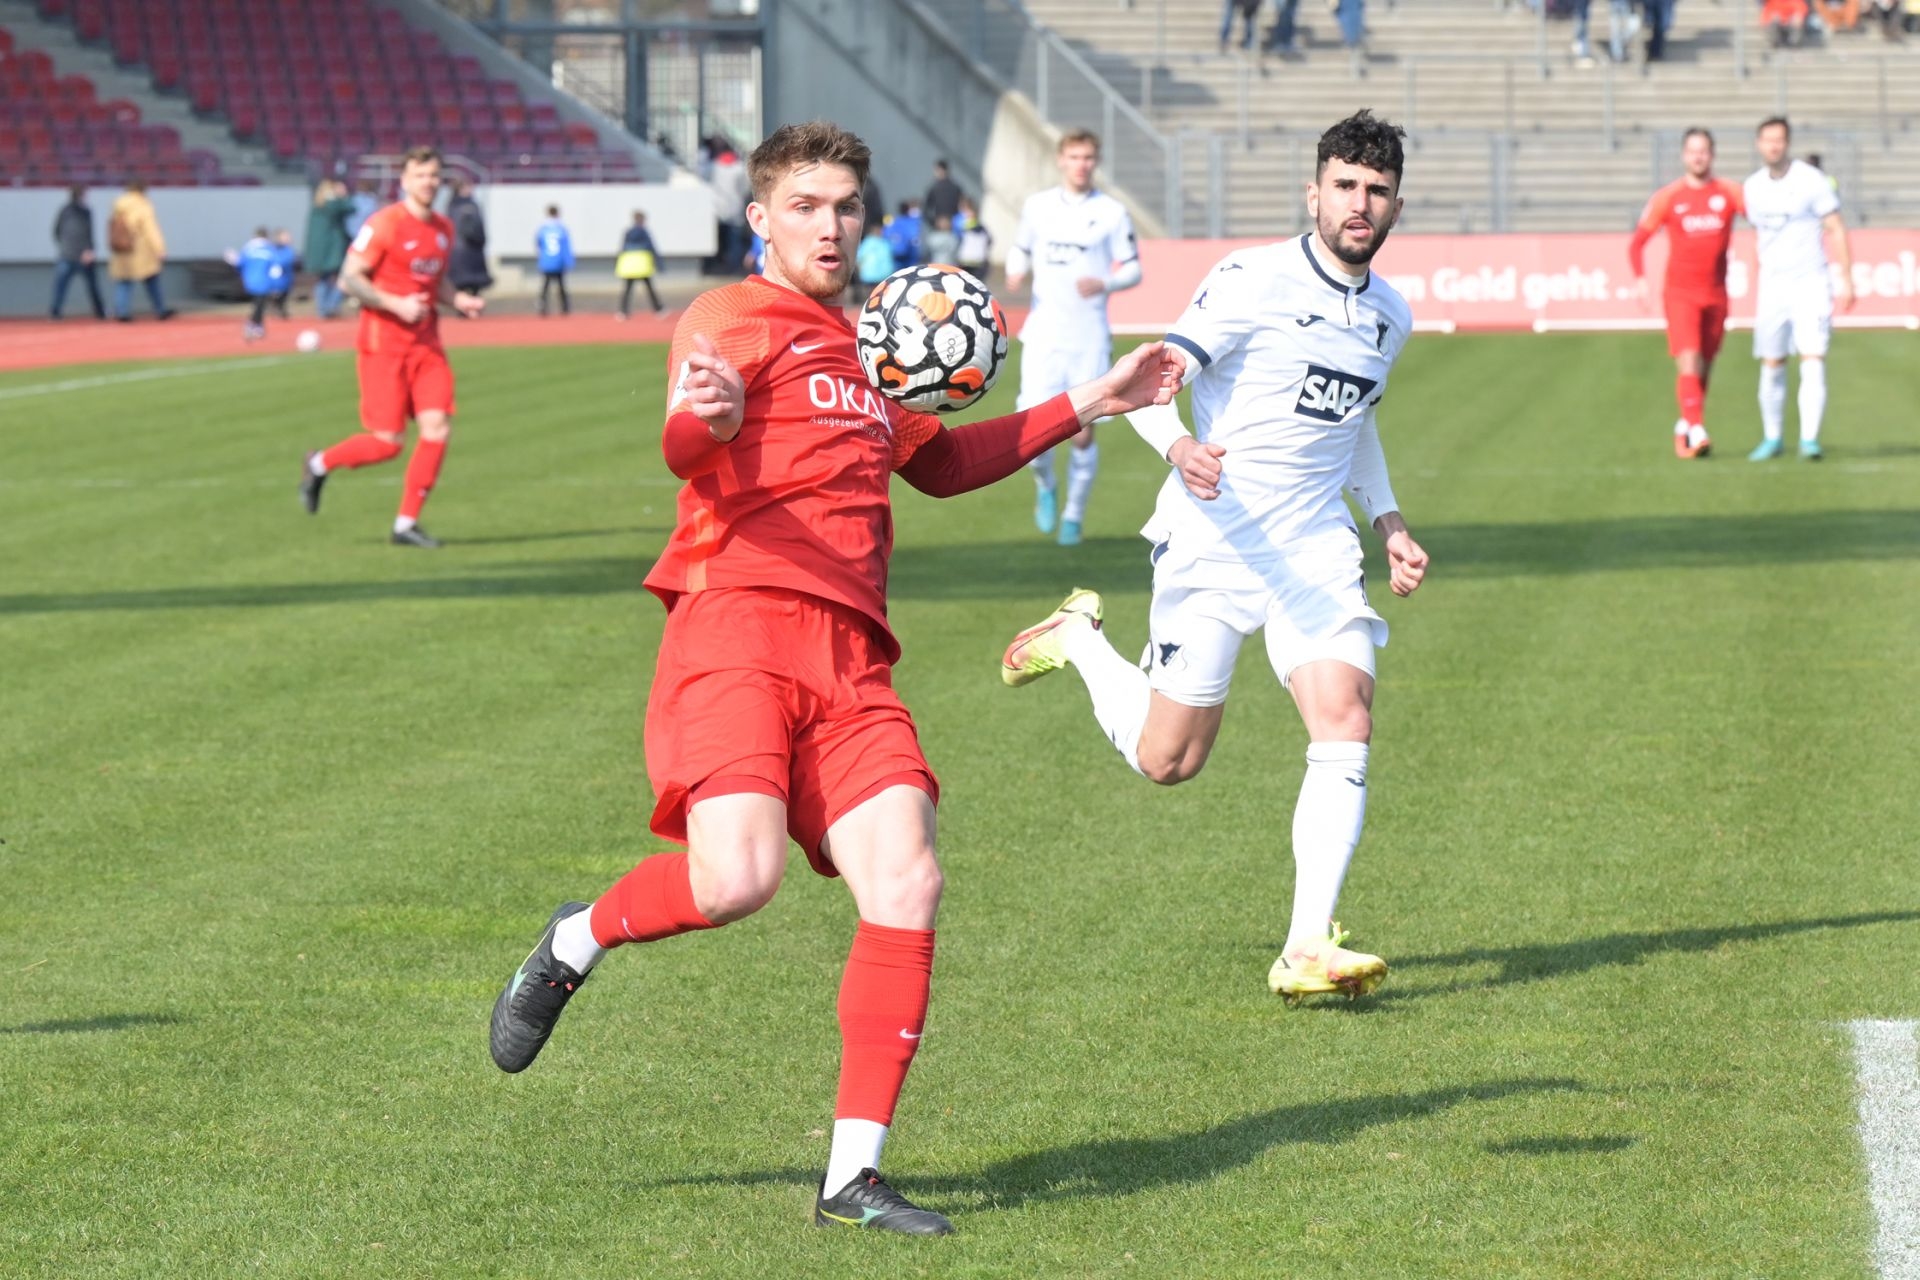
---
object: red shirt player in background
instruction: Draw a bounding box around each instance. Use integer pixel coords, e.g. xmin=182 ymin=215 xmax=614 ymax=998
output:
xmin=487 ymin=121 xmax=1181 ymax=1235
xmin=299 ymin=145 xmax=485 ymax=546
xmin=1630 ymin=127 xmax=1744 ymax=460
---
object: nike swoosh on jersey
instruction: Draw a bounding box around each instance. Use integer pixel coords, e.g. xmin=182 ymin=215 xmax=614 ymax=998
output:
xmin=791 ymin=341 xmax=825 ymax=354
xmin=898 ymin=1029 xmax=922 ymax=1040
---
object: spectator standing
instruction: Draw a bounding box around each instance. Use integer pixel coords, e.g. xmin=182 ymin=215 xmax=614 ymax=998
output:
xmin=446 ymin=179 xmax=492 ymax=296
xmin=1266 ymin=0 xmax=1303 ymax=54
xmin=922 ymin=213 xmax=959 ymax=267
xmin=107 ymin=178 xmax=173 ymax=321
xmin=708 ymin=147 xmax=751 ymax=275
xmin=50 ymin=184 xmax=106 ymax=321
xmin=955 ymin=195 xmax=992 ymax=277
xmin=304 ymin=178 xmax=354 ymax=319
xmin=1335 ymin=0 xmax=1367 ymax=51
xmin=923 ymin=159 xmax=963 ymax=225
xmin=1763 ymin=0 xmax=1810 ymax=45
xmin=884 ymin=200 xmax=923 ymax=268
xmin=615 ymin=209 xmax=663 ymax=319
xmin=853 ymin=218 xmax=896 ymax=305
xmin=235 ymin=226 xmax=287 ymax=341
xmin=270 ymin=228 xmax=298 ymax=318
xmin=1219 ymin=0 xmax=1261 ymax=50
xmin=1641 ymin=0 xmax=1672 ymax=58
xmin=345 ymin=179 xmax=380 ymax=239
xmin=536 ymin=204 xmax=574 ymax=317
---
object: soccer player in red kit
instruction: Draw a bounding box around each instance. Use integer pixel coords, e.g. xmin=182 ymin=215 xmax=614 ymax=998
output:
xmin=487 ymin=121 xmax=1181 ymax=1235
xmin=299 ymin=145 xmax=484 ymax=546
xmin=1630 ymin=128 xmax=1744 ymax=460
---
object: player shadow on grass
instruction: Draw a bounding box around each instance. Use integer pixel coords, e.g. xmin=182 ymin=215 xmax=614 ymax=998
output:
xmin=1383 ymin=909 xmax=1920 ymax=1001
xmin=645 ymin=1077 xmax=1581 ymax=1205
xmin=0 ymin=1012 xmax=184 ymax=1035
xmin=889 ymin=536 xmax=1150 ymax=602
xmin=446 ymin=525 xmax=656 ymax=547
xmin=1425 ymin=509 xmax=1920 ymax=579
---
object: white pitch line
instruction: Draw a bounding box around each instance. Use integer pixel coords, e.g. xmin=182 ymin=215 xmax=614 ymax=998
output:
xmin=0 ymin=357 xmax=299 ymax=403
xmin=1850 ymin=1019 xmax=1920 ymax=1280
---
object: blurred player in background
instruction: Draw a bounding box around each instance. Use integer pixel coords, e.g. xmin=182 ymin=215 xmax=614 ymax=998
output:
xmin=1006 ymin=129 xmax=1142 ymax=547
xmin=1629 ymin=128 xmax=1743 ymax=459
xmin=486 ymin=121 xmax=1182 ymax=1236
xmin=299 ymin=146 xmax=484 ymax=546
xmin=1744 ymin=116 xmax=1854 ymax=461
xmin=1001 ymin=110 xmax=1427 ymax=1004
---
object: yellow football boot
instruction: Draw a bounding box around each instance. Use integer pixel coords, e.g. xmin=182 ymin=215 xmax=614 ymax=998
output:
xmin=1268 ymin=922 xmax=1388 ymax=1006
xmin=1000 ymin=588 xmax=1103 ymax=687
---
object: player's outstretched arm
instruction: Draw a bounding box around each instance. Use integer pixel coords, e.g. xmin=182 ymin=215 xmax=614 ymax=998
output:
xmin=1125 ymin=346 xmax=1225 ymax=500
xmin=895 ymin=342 xmax=1181 ymax=499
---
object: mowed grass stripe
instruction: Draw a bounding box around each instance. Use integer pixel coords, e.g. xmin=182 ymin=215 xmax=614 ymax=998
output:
xmin=1 ymin=335 xmax=1916 ymax=1277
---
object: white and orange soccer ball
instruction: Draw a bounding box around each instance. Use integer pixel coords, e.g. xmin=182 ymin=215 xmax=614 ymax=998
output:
xmin=295 ymin=329 xmax=323 ymax=353
xmin=855 ymin=264 xmax=1009 ymax=414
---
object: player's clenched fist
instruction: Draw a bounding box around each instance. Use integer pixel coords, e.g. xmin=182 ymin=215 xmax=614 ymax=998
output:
xmin=681 ymin=333 xmax=745 ymax=442
xmin=1384 ymin=528 xmax=1428 ymax=596
xmin=1168 ymin=436 xmax=1227 ymax=501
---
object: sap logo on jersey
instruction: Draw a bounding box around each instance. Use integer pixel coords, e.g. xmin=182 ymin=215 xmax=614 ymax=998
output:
xmin=807 ymin=373 xmax=894 ymax=437
xmin=1296 ymin=364 xmax=1379 ymax=423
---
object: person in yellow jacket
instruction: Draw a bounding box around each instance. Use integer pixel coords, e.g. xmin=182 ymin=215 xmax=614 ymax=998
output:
xmin=107 ymin=179 xmax=175 ymax=321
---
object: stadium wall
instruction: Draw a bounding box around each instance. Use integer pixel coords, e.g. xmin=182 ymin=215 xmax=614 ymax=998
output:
xmin=1110 ymin=232 xmax=1920 ymax=334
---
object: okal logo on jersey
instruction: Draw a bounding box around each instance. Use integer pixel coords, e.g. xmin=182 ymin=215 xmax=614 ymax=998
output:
xmin=1296 ymin=364 xmax=1379 ymax=423
xmin=807 ymin=373 xmax=894 ymax=437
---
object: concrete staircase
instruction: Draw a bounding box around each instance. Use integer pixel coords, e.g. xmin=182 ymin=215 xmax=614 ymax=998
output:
xmin=0 ymin=0 xmax=287 ymax=184
xmin=1004 ymin=0 xmax=1920 ymax=233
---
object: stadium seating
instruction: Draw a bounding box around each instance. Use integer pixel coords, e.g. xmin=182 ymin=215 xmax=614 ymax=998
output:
xmin=0 ymin=26 xmax=242 ymax=185
xmin=16 ymin=0 xmax=641 ymax=186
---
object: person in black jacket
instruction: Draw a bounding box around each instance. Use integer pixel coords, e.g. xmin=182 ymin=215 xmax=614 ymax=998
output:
xmin=446 ymin=179 xmax=492 ymax=295
xmin=50 ymin=185 xmax=107 ymax=320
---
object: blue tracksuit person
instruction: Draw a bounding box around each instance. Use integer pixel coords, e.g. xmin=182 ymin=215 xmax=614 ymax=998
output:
xmin=536 ymin=205 xmax=574 ymax=316
xmin=236 ymin=227 xmax=291 ymax=339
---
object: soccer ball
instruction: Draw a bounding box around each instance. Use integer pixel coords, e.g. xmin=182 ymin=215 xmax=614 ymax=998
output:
xmin=855 ymin=265 xmax=1008 ymax=414
xmin=295 ymin=329 xmax=323 ymax=353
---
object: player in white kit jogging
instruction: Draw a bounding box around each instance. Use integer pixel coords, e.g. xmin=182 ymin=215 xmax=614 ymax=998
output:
xmin=1006 ymin=129 xmax=1141 ymax=546
xmin=999 ymin=111 xmax=1429 ymax=1002
xmin=1743 ymin=116 xmax=1854 ymax=462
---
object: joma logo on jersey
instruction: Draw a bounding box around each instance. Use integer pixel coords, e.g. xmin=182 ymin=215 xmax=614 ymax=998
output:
xmin=807 ymin=374 xmax=894 ymax=435
xmin=1296 ymin=364 xmax=1380 ymax=423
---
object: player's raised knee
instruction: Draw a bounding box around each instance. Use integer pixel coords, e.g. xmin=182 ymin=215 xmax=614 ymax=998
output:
xmin=864 ymin=849 xmax=944 ymax=921
xmin=690 ymin=852 xmax=785 ymax=923
xmin=1137 ymin=743 xmax=1208 ymax=787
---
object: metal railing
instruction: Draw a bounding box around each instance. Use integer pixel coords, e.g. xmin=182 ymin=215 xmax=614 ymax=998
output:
xmin=927 ymin=0 xmax=1183 ymax=234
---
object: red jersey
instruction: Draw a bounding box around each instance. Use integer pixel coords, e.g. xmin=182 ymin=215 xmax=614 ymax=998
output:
xmin=644 ymin=276 xmax=946 ymax=661
xmin=350 ymin=202 xmax=455 ymax=355
xmin=1630 ymin=178 xmax=1745 ymax=297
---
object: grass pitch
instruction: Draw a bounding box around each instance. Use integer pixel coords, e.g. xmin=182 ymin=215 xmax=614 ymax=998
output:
xmin=2 ymin=333 xmax=1917 ymax=1278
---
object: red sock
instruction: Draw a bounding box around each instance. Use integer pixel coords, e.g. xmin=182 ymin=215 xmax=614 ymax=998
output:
xmin=1676 ymin=373 xmax=1705 ymax=428
xmin=319 ymin=433 xmax=403 ymax=471
xmin=834 ymin=922 xmax=936 ymax=1125
xmin=588 ymin=852 xmax=716 ymax=947
xmin=398 ymin=437 xmax=446 ymax=521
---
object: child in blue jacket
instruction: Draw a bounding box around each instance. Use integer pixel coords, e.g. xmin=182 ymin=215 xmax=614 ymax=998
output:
xmin=536 ymin=205 xmax=574 ymax=316
xmin=235 ymin=226 xmax=292 ymax=340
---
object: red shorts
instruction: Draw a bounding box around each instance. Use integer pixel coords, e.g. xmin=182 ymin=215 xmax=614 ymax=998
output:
xmin=1664 ymin=292 xmax=1729 ymax=361
xmin=644 ymin=586 xmax=939 ymax=875
xmin=358 ymin=344 xmax=455 ymax=432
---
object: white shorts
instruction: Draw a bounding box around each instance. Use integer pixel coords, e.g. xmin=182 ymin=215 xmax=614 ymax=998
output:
xmin=1016 ymin=340 xmax=1110 ymax=411
xmin=1752 ymin=285 xmax=1833 ymax=360
xmin=1144 ymin=528 xmax=1388 ymax=708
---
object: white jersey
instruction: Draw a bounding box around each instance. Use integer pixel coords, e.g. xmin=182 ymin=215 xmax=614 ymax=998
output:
xmin=1144 ymin=236 xmax=1412 ymax=563
xmin=1013 ymin=186 xmax=1136 ymax=350
xmin=1744 ymin=161 xmax=1840 ymax=290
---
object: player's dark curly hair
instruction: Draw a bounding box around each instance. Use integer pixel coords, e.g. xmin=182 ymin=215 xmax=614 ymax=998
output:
xmin=1315 ymin=110 xmax=1407 ymax=183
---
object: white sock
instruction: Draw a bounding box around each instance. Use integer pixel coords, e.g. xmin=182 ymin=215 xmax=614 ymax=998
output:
xmin=1063 ymin=443 xmax=1099 ymax=524
xmin=1060 ymin=619 xmax=1149 ymax=775
xmin=823 ymin=1118 xmax=888 ymax=1194
xmin=550 ymin=908 xmax=606 ymax=974
xmin=1758 ymin=363 xmax=1788 ymax=442
xmin=1797 ymin=359 xmax=1826 ymax=443
xmin=1286 ymin=741 xmax=1370 ymax=949
xmin=1029 ymin=448 xmax=1058 ymax=493
xmin=308 ymin=454 xmax=328 ymax=476
xmin=393 ymin=516 xmax=415 ymax=533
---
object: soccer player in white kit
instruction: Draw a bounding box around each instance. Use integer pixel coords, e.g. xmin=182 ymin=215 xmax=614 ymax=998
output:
xmin=999 ymin=110 xmax=1429 ymax=1002
xmin=1743 ymin=116 xmax=1855 ymax=462
xmin=1006 ymin=129 xmax=1142 ymax=546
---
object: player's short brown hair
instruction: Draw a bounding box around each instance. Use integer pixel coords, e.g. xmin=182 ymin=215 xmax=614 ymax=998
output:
xmin=1757 ymin=116 xmax=1791 ymax=139
xmin=747 ymin=122 xmax=870 ymax=204
xmin=1058 ymin=128 xmax=1100 ymax=154
xmin=402 ymin=144 xmax=441 ymax=169
xmin=1683 ymin=127 xmax=1715 ymax=150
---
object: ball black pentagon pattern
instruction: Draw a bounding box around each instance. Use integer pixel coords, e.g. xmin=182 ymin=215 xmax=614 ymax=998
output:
xmin=855 ymin=264 xmax=1010 ymax=414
